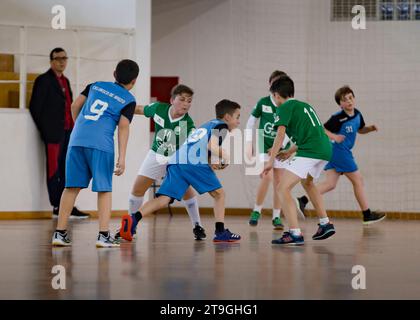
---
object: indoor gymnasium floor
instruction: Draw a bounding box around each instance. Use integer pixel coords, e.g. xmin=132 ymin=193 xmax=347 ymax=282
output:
xmin=0 ymin=214 xmax=419 ymax=300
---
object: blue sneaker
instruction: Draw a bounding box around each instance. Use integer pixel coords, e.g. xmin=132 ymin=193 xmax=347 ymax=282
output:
xmin=213 ymin=229 xmax=241 ymax=243
xmin=120 ymin=212 xmax=140 ymax=241
xmin=272 ymin=231 xmax=304 ymax=246
xmin=312 ymin=223 xmax=336 ymax=240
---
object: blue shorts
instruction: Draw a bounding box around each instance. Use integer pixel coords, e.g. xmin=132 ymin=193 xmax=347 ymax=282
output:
xmin=65 ymin=146 xmax=114 ymax=192
xmin=324 ymin=150 xmax=358 ymax=173
xmin=156 ymin=164 xmax=222 ymax=202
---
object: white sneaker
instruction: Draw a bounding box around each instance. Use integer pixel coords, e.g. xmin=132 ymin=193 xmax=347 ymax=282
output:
xmin=96 ymin=233 xmax=120 ymax=248
xmin=52 ymin=231 xmax=72 ymax=246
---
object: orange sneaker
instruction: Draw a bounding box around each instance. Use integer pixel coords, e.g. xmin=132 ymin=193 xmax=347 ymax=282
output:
xmin=119 ymin=214 xmax=134 ymax=241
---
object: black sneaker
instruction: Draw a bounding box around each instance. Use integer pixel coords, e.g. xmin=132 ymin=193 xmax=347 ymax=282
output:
xmin=69 ymin=207 xmax=90 ymax=220
xmin=193 ymin=223 xmax=207 ymax=240
xmin=363 ymin=211 xmax=386 ymax=225
xmin=312 ymin=223 xmax=336 ymax=240
xmin=295 ymin=197 xmax=307 ymax=219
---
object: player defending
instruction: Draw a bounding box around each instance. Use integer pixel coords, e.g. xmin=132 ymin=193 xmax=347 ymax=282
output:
xmin=296 ymin=86 xmax=385 ymax=225
xmin=262 ymin=75 xmax=335 ymax=246
xmin=245 ymin=70 xmax=303 ymax=229
xmin=52 ymin=59 xmax=139 ymax=248
xmin=119 ymin=99 xmax=242 ymax=243
xmin=120 ymin=85 xmax=206 ymax=240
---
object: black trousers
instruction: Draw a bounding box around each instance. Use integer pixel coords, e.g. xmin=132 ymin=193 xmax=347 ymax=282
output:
xmin=44 ymin=130 xmax=71 ymax=208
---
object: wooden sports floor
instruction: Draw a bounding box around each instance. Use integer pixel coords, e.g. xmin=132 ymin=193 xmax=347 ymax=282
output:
xmin=0 ymin=214 xmax=419 ymax=299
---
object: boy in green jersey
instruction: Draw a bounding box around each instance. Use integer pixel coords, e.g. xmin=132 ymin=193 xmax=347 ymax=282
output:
xmin=262 ymin=75 xmax=335 ymax=246
xmin=245 ymin=70 xmax=303 ymax=230
xmin=117 ymin=84 xmax=206 ymax=241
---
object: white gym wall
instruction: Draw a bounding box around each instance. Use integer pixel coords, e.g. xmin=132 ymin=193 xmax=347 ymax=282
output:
xmin=0 ymin=0 xmax=151 ymax=212
xmin=152 ymin=0 xmax=420 ymax=212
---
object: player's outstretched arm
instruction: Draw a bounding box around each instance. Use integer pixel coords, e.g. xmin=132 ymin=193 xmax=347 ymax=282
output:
xmin=134 ymin=105 xmax=145 ymax=115
xmin=71 ymin=95 xmax=86 ymax=121
xmin=324 ymin=128 xmax=345 ymax=143
xmin=115 ymin=115 xmax=130 ymax=176
xmin=358 ymin=125 xmax=378 ymax=134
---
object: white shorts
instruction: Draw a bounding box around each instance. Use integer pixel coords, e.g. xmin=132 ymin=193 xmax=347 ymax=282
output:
xmin=283 ymin=156 xmax=328 ymax=180
xmin=138 ymin=150 xmax=170 ymax=180
xmin=259 ymin=153 xmax=291 ymax=170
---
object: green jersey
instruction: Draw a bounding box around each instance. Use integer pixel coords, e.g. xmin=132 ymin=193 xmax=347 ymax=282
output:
xmin=251 ymin=95 xmax=290 ymax=153
xmin=144 ymin=102 xmax=195 ymax=156
xmin=274 ymin=99 xmax=332 ymax=161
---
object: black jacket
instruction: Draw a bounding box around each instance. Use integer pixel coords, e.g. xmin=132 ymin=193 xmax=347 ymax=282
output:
xmin=29 ymin=68 xmax=73 ymax=143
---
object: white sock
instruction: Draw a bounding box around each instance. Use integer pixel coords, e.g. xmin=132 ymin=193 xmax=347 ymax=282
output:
xmin=289 ymin=228 xmax=302 ymax=236
xmin=183 ymin=197 xmax=201 ymax=227
xmin=272 ymin=209 xmax=281 ymax=219
xmin=128 ymin=194 xmax=144 ymax=214
xmin=253 ymin=204 xmax=263 ymax=213
xmin=319 ymin=217 xmax=330 ymax=226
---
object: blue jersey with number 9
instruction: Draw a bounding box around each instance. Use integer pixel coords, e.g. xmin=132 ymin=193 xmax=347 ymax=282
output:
xmin=69 ymin=81 xmax=136 ymax=153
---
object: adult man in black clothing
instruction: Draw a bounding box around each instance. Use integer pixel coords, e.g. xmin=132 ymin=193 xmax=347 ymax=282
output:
xmin=29 ymin=47 xmax=89 ymax=219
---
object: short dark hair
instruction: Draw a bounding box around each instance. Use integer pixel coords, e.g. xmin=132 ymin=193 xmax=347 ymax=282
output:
xmin=335 ymin=86 xmax=355 ymax=105
xmin=269 ymin=70 xmax=287 ymax=84
xmin=50 ymin=47 xmax=66 ymax=60
xmin=215 ymin=99 xmax=241 ymax=119
xmin=269 ymin=75 xmax=294 ymax=99
xmin=114 ymin=59 xmax=139 ymax=85
xmin=171 ymin=84 xmax=194 ymax=98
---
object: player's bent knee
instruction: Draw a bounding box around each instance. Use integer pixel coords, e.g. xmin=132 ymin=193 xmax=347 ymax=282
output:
xmin=65 ymin=187 xmax=81 ymax=195
xmin=278 ymin=183 xmax=292 ymax=194
xmin=273 ymin=181 xmax=281 ymax=190
xmin=157 ymin=195 xmax=171 ymax=206
xmin=132 ymin=176 xmax=153 ymax=196
xmin=350 ymin=176 xmax=364 ymax=187
xmin=183 ymin=188 xmax=196 ymax=200
xmin=301 ymin=179 xmax=314 ymax=190
xmin=209 ymin=188 xmax=225 ymax=200
xmin=326 ymin=184 xmax=337 ymax=192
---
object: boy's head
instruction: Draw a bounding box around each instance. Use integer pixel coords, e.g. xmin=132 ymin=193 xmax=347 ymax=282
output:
xmin=269 ymin=70 xmax=287 ymax=86
xmin=269 ymin=75 xmax=294 ymax=106
xmin=335 ymin=86 xmax=355 ymax=112
xmin=114 ymin=59 xmax=139 ymax=89
xmin=215 ymin=99 xmax=241 ymax=131
xmin=170 ymin=84 xmax=194 ymax=115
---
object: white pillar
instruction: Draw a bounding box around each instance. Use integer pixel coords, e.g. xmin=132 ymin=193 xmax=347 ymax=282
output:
xmin=134 ymin=0 xmax=152 ymax=200
xmin=135 ymin=0 xmax=151 ymax=106
xmin=19 ymin=26 xmax=27 ymax=110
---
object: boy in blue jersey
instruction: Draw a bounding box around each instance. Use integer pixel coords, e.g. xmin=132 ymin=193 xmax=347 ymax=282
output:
xmin=119 ymin=99 xmax=241 ymax=243
xmin=51 ymin=59 xmax=139 ymax=248
xmin=296 ymin=86 xmax=386 ymax=225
